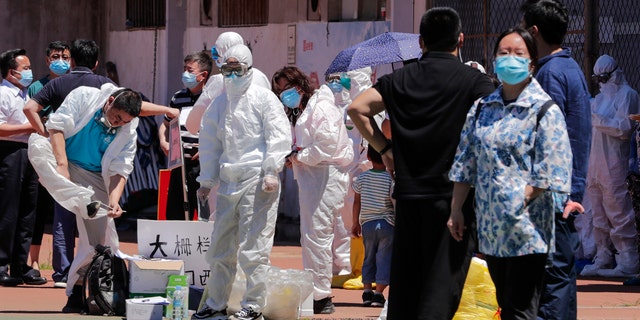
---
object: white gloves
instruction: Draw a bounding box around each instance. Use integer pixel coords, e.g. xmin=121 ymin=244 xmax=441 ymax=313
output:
xmin=197 ymin=187 xmax=211 ymax=203
xmin=261 ymin=174 xmax=279 ymax=193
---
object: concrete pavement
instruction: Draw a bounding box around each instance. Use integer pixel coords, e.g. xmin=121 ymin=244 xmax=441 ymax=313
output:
xmin=1 ymin=225 xmax=640 ymax=319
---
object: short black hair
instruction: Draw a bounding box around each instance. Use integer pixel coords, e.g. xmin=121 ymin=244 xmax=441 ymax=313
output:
xmin=0 ymin=48 xmax=26 ymax=78
xmin=46 ymin=40 xmax=70 ymax=56
xmin=520 ymin=0 xmax=568 ymax=45
xmin=367 ymin=144 xmax=383 ymax=165
xmin=184 ymin=51 xmax=213 ymax=82
xmin=111 ymin=88 xmax=142 ymax=117
xmin=493 ymin=27 xmax=539 ymax=72
xmin=70 ymin=39 xmax=99 ymax=68
xmin=419 ymin=7 xmax=462 ymax=52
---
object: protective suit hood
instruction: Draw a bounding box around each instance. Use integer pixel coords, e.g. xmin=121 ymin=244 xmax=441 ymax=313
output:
xmin=223 ymin=44 xmax=253 ymax=98
xmin=346 ymin=67 xmax=372 ymax=100
xmin=594 ymin=54 xmax=628 ymax=95
xmin=215 ymin=32 xmax=244 ymax=57
xmin=312 ymin=84 xmax=337 ymax=106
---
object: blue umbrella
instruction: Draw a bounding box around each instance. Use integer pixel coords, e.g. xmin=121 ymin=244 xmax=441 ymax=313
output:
xmin=326 ymin=32 xmax=422 ymax=75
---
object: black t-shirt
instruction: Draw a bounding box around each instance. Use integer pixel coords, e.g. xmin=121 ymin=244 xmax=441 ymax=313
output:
xmin=374 ymin=51 xmax=495 ymax=198
xmin=31 ymin=66 xmax=114 ymax=112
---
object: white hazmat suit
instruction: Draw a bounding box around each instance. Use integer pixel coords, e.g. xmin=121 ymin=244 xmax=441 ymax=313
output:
xmin=291 ymin=84 xmax=354 ymax=300
xmin=28 ymin=83 xmax=136 ymax=296
xmin=330 ymin=67 xmax=385 ymax=278
xmin=187 ymin=32 xmax=271 ymax=222
xmin=581 ymin=55 xmax=640 ymax=277
xmin=197 ymin=44 xmax=292 ymax=313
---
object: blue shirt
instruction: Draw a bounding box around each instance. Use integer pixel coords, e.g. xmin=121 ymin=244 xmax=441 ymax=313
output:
xmin=535 ymin=48 xmax=591 ymax=204
xmin=449 ymin=79 xmax=572 ymax=257
xmin=66 ymin=109 xmax=116 ymax=172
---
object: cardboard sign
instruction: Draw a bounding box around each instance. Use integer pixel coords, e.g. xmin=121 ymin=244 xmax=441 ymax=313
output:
xmin=137 ymin=220 xmax=214 ymax=288
xmin=167 ymin=117 xmax=183 ymax=170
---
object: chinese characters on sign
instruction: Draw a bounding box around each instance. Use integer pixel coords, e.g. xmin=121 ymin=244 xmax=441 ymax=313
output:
xmin=138 ymin=220 xmax=214 ymax=288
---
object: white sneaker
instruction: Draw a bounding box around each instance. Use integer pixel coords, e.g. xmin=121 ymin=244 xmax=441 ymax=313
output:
xmin=53 ymin=281 xmax=67 ymax=288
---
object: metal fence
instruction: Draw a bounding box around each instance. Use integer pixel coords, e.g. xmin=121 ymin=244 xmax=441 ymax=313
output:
xmin=431 ymin=0 xmax=640 ymax=95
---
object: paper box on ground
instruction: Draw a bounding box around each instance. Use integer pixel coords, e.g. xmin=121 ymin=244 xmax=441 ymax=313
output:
xmin=129 ymin=259 xmax=184 ymax=298
xmin=126 ymin=297 xmax=166 ymax=320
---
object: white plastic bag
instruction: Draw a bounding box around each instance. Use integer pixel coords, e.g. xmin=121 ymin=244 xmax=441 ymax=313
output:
xmin=226 ymin=266 xmax=313 ymax=320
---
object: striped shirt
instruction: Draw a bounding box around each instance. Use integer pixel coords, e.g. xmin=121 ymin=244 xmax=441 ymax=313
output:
xmin=352 ymin=169 xmax=395 ymax=226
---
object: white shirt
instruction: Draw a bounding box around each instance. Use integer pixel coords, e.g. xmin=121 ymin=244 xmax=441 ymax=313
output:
xmin=0 ymin=79 xmax=30 ymax=143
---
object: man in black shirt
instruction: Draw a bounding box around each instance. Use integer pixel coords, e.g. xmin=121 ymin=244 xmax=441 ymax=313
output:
xmin=348 ymin=7 xmax=495 ymax=319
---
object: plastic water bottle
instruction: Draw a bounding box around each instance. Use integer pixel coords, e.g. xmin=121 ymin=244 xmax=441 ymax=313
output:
xmin=172 ymin=285 xmax=184 ymax=319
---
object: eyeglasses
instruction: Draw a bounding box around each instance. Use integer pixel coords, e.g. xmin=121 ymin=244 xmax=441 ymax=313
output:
xmin=220 ymin=63 xmax=251 ymax=77
xmin=592 ymin=67 xmax=617 ymax=83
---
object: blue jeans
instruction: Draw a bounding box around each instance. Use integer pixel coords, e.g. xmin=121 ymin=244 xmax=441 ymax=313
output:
xmin=361 ymin=219 xmax=394 ymax=285
xmin=52 ymin=203 xmax=76 ymax=282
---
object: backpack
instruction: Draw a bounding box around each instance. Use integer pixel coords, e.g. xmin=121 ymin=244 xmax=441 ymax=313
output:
xmin=82 ymin=244 xmax=129 ymax=316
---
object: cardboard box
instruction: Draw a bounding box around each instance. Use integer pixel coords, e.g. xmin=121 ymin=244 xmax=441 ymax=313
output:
xmin=129 ymin=259 xmax=184 ymax=298
xmin=125 ymin=298 xmax=164 ymax=320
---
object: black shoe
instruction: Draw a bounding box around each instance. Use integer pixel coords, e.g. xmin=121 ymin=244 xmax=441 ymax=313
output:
xmin=0 ymin=271 xmax=23 ymax=287
xmin=87 ymin=201 xmax=100 ymax=218
xmin=22 ymin=269 xmax=47 ymax=285
xmin=191 ymin=305 xmax=227 ymax=319
xmin=371 ymin=292 xmax=386 ymax=307
xmin=362 ymin=291 xmax=374 ymax=306
xmin=62 ymin=285 xmax=85 ymax=313
xmin=313 ymin=296 xmax=335 ymax=314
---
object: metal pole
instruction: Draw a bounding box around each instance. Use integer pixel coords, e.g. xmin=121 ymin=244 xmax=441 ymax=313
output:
xmin=584 ymin=0 xmax=599 ymax=95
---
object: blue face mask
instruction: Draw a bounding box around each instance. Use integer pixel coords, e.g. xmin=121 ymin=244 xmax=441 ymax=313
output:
xmin=49 ymin=60 xmax=70 ymax=76
xmin=182 ymin=71 xmax=200 ymax=89
xmin=327 ymin=81 xmax=343 ymax=93
xmin=280 ymin=87 xmax=302 ymax=109
xmin=14 ymin=70 xmax=33 ymax=87
xmin=494 ymin=55 xmax=531 ymax=85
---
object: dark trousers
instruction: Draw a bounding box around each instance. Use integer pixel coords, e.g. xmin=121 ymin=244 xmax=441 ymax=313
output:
xmin=32 ymin=183 xmax=54 ymax=246
xmin=538 ymin=215 xmax=579 ymax=320
xmin=52 ymin=203 xmax=76 ymax=282
xmin=486 ymin=253 xmax=548 ymax=320
xmin=387 ymin=196 xmax=476 ymax=320
xmin=0 ymin=142 xmax=38 ymax=276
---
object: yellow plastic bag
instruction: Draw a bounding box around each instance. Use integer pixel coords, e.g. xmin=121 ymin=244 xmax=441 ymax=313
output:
xmin=453 ymin=257 xmax=500 ymax=320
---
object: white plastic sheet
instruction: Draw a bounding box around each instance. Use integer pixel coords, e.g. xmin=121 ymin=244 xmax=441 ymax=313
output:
xmin=27 ymin=133 xmax=103 ymax=219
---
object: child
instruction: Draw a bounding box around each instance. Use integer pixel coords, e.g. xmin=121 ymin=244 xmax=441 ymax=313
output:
xmin=351 ymin=145 xmax=395 ymax=307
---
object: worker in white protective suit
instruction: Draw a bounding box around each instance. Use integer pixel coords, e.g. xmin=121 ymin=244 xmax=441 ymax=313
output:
xmin=327 ymin=67 xmax=386 ymax=287
xmin=580 ymin=55 xmax=640 ymax=277
xmin=186 ymin=32 xmax=271 ymax=222
xmin=28 ymin=84 xmax=142 ymax=313
xmin=272 ymin=66 xmax=354 ymax=315
xmin=193 ymin=44 xmax=292 ymax=320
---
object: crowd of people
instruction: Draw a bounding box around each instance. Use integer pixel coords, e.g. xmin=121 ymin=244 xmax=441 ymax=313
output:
xmin=1 ymin=1 xmax=640 ymax=320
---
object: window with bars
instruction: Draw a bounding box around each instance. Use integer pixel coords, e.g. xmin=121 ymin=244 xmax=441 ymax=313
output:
xmin=126 ymin=0 xmax=165 ymax=29
xmin=219 ymin=0 xmax=268 ymax=27
xmin=327 ymin=0 xmax=387 ymax=22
